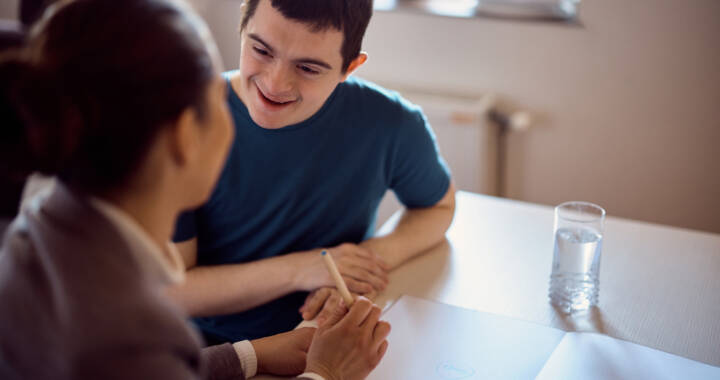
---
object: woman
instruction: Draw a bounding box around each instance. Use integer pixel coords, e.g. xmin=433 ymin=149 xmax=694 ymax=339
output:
xmin=0 ymin=0 xmax=390 ymax=379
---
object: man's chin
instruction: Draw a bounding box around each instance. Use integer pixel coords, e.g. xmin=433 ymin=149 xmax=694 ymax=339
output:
xmin=249 ymin=110 xmax=293 ymax=129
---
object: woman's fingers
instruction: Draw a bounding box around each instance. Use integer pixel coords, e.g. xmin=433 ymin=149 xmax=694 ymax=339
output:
xmin=340 ymin=297 xmax=375 ymax=327
xmin=360 ymin=302 xmax=382 ymax=330
xmin=372 ymin=321 xmax=391 ymax=347
xmin=373 ymin=339 xmax=389 ymax=368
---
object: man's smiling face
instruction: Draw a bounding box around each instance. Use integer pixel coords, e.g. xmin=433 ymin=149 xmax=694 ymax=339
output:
xmin=235 ymin=0 xmax=352 ymax=129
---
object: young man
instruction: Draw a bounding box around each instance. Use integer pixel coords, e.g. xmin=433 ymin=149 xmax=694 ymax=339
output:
xmin=171 ymin=0 xmax=456 ymax=344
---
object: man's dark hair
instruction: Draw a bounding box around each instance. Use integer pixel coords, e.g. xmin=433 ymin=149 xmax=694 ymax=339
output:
xmin=240 ymin=0 xmax=373 ymax=73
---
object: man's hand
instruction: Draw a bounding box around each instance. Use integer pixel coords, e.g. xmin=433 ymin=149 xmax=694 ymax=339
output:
xmin=294 ymin=243 xmax=389 ymax=294
xmin=251 ymin=328 xmax=315 ymax=376
xmin=299 ymin=287 xmax=377 ymax=326
xmin=304 ymin=297 xmax=391 ymax=380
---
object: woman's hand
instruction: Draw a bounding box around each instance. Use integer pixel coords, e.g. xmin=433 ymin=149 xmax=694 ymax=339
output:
xmin=300 ymin=287 xmax=377 ymax=326
xmin=251 ymin=327 xmax=315 ymax=376
xmin=304 ymin=297 xmax=391 ymax=380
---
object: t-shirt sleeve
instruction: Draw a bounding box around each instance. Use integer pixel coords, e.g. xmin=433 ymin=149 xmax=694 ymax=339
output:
xmin=389 ymin=107 xmax=451 ymax=208
xmin=173 ymin=209 xmax=199 ymax=242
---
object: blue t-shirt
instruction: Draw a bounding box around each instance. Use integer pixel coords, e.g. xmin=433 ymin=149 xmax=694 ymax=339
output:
xmin=174 ymin=72 xmax=450 ymax=341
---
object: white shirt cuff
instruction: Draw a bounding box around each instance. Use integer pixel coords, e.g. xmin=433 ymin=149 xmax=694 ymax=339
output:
xmin=299 ymin=373 xmax=327 ymax=380
xmin=232 ymin=340 xmax=257 ymax=379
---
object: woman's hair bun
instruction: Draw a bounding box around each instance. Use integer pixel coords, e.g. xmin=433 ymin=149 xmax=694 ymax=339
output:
xmin=0 ymin=52 xmax=78 ymax=178
xmin=3 ymin=0 xmax=216 ymax=193
xmin=0 ymin=55 xmax=37 ymax=179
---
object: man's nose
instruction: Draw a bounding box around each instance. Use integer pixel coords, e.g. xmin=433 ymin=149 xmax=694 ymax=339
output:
xmin=264 ymin=63 xmax=294 ymax=96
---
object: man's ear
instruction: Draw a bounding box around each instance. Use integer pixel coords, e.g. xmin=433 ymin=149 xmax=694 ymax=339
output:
xmin=168 ymin=107 xmax=199 ymax=167
xmin=340 ymin=52 xmax=368 ymax=82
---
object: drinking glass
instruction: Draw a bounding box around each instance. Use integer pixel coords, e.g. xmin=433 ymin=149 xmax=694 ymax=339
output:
xmin=549 ymin=201 xmax=606 ymax=313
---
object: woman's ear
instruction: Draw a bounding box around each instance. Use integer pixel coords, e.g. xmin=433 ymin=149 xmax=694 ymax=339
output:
xmin=168 ymin=107 xmax=200 ymax=167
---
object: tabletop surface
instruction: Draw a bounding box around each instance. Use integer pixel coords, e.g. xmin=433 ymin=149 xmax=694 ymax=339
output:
xmin=256 ymin=191 xmax=720 ymax=379
xmin=375 ymin=191 xmax=720 ymax=367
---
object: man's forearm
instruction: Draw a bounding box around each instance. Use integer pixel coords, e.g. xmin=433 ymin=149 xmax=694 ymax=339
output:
xmin=167 ymin=254 xmax=306 ymax=317
xmin=362 ymin=184 xmax=456 ymax=269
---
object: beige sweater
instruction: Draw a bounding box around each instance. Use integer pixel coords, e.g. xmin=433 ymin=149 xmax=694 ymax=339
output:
xmin=0 ymin=183 xmax=311 ymax=380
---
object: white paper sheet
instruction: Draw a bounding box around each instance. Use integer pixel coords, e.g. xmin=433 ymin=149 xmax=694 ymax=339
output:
xmin=368 ymin=296 xmax=720 ymax=380
xmin=535 ymin=332 xmax=720 ymax=380
xmin=367 ymin=296 xmax=566 ymax=380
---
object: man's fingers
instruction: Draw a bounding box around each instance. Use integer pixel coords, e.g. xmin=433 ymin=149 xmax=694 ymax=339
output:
xmin=343 ymin=276 xmax=375 ymax=295
xmin=317 ymin=295 xmax=349 ymax=329
xmin=342 ymin=256 xmax=389 ymax=283
xmin=340 ymin=266 xmax=387 ymax=291
xmin=337 ymin=257 xmax=387 ymax=287
xmin=340 ymin=250 xmax=388 ymax=275
xmin=363 ymin=288 xmax=378 ymax=300
xmin=315 ymin=292 xmax=343 ymax=326
xmin=301 ymin=288 xmax=331 ymax=320
xmin=335 ymin=244 xmax=388 ymax=276
xmin=357 ymin=244 xmax=391 ymax=272
xmin=335 ymin=243 xmax=372 ymax=259
xmin=372 ymin=252 xmax=390 ymax=271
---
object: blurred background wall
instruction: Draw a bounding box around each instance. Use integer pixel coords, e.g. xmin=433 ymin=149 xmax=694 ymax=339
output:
xmin=3 ymin=0 xmax=719 ymax=233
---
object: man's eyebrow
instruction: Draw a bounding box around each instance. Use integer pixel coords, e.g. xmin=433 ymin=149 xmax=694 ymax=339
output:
xmin=247 ymin=33 xmax=333 ymax=71
xmin=248 ymin=33 xmax=274 ymax=53
xmin=297 ymin=58 xmax=332 ymax=70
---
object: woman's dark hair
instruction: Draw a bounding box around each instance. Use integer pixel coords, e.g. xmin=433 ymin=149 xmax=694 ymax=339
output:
xmin=239 ymin=0 xmax=373 ymax=73
xmin=0 ymin=0 xmax=215 ymax=194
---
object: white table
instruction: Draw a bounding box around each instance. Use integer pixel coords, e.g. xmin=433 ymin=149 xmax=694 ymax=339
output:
xmin=258 ymin=191 xmax=720 ymax=378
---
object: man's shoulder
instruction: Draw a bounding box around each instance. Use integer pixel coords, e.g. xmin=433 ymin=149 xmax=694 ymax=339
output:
xmin=338 ymin=76 xmax=423 ymax=121
xmin=340 ymin=76 xmax=405 ymax=103
xmin=221 ymin=70 xmax=252 ymax=121
xmin=223 ymin=69 xmax=239 ymax=81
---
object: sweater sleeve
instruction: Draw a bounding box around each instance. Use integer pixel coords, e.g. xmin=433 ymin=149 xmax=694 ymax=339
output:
xmin=75 ymin=348 xmax=204 ymax=380
xmin=202 ymin=343 xmax=325 ymax=380
xmin=201 ymin=343 xmax=246 ymax=380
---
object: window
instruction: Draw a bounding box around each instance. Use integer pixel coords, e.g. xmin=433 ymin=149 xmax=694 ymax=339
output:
xmin=374 ymin=0 xmax=580 ymax=22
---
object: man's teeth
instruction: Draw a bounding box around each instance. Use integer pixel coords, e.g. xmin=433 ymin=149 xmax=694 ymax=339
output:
xmin=263 ymin=92 xmax=291 ymax=104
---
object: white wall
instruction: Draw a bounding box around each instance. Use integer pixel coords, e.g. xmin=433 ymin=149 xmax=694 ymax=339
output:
xmin=358 ymin=0 xmax=720 ymax=234
xmin=0 ymin=0 xmax=18 ymax=19
xmin=11 ymin=0 xmax=717 ymax=233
